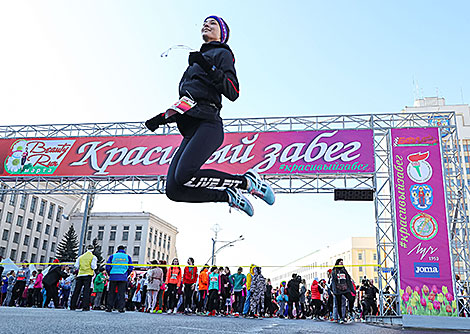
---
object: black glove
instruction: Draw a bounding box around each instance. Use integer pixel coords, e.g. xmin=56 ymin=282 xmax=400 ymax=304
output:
xmin=188 ymin=51 xmax=213 ymax=73
xmin=145 ymin=113 xmax=165 ymax=132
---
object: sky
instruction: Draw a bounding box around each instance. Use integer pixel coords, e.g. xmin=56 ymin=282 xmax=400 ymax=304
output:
xmin=1 ymin=1 xmax=469 ymax=274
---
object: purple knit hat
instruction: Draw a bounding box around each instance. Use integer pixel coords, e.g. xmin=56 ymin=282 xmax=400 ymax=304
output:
xmin=205 ymin=15 xmax=230 ymax=44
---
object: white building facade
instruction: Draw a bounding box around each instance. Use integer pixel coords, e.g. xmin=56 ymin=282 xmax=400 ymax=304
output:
xmin=69 ymin=212 xmax=178 ymax=265
xmin=0 ymin=188 xmax=82 ymax=264
xmin=270 ymin=237 xmax=378 ymax=289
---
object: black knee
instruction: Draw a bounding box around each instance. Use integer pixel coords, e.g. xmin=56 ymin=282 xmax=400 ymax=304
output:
xmin=174 ymin=168 xmax=193 ymax=186
xmin=165 ymin=183 xmax=184 ymax=202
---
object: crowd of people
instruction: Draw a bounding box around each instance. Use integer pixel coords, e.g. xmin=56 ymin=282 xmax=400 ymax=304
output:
xmin=0 ymin=248 xmax=380 ymax=324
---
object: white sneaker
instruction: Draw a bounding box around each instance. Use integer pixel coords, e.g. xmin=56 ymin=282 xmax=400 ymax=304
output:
xmin=167 ymin=309 xmax=172 ymax=314
xmin=173 ymin=309 xmax=177 ymax=314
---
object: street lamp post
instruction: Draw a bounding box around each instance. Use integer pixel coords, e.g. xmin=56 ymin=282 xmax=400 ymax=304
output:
xmin=207 ymin=224 xmax=244 ymax=265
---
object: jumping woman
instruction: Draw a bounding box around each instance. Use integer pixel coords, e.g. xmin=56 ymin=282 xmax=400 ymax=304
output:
xmin=146 ymin=16 xmax=274 ymax=216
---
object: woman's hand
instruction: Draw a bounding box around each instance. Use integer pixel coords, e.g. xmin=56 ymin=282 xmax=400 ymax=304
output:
xmin=189 ymin=52 xmax=213 ymax=73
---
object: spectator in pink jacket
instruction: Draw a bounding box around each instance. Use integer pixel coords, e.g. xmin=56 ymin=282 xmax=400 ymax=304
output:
xmin=33 ymin=269 xmax=43 ymax=307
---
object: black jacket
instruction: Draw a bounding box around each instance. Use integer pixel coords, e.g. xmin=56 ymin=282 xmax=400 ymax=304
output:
xmin=331 ymin=267 xmax=354 ymax=295
xmin=43 ymin=266 xmax=68 ymax=286
xmin=179 ymin=42 xmax=240 ymax=121
xmin=287 ymin=278 xmax=300 ymax=302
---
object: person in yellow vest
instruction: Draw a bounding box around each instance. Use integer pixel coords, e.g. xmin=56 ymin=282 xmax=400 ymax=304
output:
xmin=70 ymin=244 xmax=98 ymax=311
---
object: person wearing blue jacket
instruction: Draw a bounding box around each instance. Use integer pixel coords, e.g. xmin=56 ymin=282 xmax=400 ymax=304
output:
xmin=229 ymin=267 xmax=246 ymax=315
xmin=106 ymin=245 xmax=133 ymax=313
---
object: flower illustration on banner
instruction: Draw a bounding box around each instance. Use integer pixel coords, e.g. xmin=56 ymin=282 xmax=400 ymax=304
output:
xmin=407 ymin=152 xmax=432 ymax=183
xmin=400 ymin=285 xmax=458 ymax=316
xmin=410 ymin=212 xmax=438 ymax=241
xmin=410 ymin=184 xmax=433 ymax=210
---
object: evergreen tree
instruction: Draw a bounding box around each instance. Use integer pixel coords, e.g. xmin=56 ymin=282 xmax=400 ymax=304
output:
xmin=56 ymin=225 xmax=79 ymax=262
xmin=91 ymin=238 xmax=104 ymax=264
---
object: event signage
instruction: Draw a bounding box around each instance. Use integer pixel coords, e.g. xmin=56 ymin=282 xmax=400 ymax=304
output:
xmin=1 ymin=129 xmax=375 ymax=177
xmin=390 ymin=127 xmax=457 ymax=316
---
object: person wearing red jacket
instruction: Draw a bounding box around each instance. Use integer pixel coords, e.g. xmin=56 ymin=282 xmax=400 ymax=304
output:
xmin=182 ymin=257 xmax=198 ymax=314
xmin=311 ymin=278 xmax=323 ymax=320
xmin=166 ymin=258 xmax=182 ymax=314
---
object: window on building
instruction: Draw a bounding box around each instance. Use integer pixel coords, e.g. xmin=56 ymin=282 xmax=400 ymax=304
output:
xmin=87 ymin=226 xmax=92 ymax=241
xmin=158 ymin=251 xmax=160 ymax=260
xmin=122 ymin=226 xmax=129 ymax=241
xmin=135 ymin=226 xmax=142 ymax=241
xmin=149 ymin=231 xmax=153 ymax=242
xmin=358 ymin=253 xmax=362 ymax=260
xmin=0 ymin=247 xmax=5 ymax=257
xmin=374 ymin=266 xmax=378 ymax=272
xmin=53 ymin=227 xmax=58 ymax=237
xmin=0 ymin=186 xmax=6 ymax=202
xmin=33 ymin=237 xmax=39 ymax=248
xmin=45 ymin=224 xmax=50 ymax=235
xmin=374 ymin=277 xmax=378 ymax=284
xmin=2 ymin=229 xmax=9 ymax=241
xmin=51 ymin=242 xmax=56 ymax=252
xmin=13 ymin=232 xmax=20 ymax=243
xmin=159 ymin=233 xmax=162 ymax=247
xmin=20 ymin=251 xmax=26 ymax=262
xmin=465 ymin=156 xmax=469 ymax=163
xmin=6 ymin=212 xmax=13 ymax=224
xmin=39 ymin=200 xmax=47 ymax=216
xmin=133 ymin=246 xmax=140 ymax=256
xmin=19 ymin=194 xmax=27 ymax=209
xmin=108 ymin=246 xmax=114 ymax=255
xmin=163 ymin=235 xmax=166 ymax=249
xmin=9 ymin=194 xmax=17 ymax=206
xmin=48 ymin=203 xmax=55 ymax=219
xmin=42 ymin=240 xmax=48 ymax=250
xmin=373 ymin=253 xmax=377 ymax=261
xmin=359 ymin=266 xmax=363 ymax=272
xmin=40 ymin=255 xmax=45 ymax=263
xmin=36 ymin=222 xmax=42 ymax=233
xmin=30 ymin=253 xmax=36 ymax=263
xmin=56 ymin=206 xmax=63 ymax=222
xmin=166 ymin=255 xmax=168 ymax=262
xmin=152 ymin=249 xmax=156 ymax=259
xmin=27 ymin=218 xmax=33 ymax=229
xmin=49 ymin=257 xmax=54 ymax=263
xmin=10 ymin=249 xmax=17 ymax=261
xmin=154 ymin=233 xmax=157 ymax=245
xmin=168 ymin=236 xmax=171 ymax=251
xmin=30 ymin=196 xmax=38 ymax=213
xmin=98 ymin=226 xmax=104 ymax=240
xmin=110 ymin=230 xmax=116 ymax=241
xmin=24 ymin=235 xmax=30 ymax=246
xmin=147 ymin=248 xmax=151 ymax=257
xmin=17 ymin=215 xmax=23 ymax=227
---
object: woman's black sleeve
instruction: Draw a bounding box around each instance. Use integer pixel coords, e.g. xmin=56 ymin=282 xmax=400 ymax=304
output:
xmin=208 ymin=50 xmax=240 ymax=101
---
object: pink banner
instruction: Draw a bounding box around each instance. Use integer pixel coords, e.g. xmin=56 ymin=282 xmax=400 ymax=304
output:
xmin=0 ymin=129 xmax=374 ymax=177
xmin=391 ymin=128 xmax=457 ymax=316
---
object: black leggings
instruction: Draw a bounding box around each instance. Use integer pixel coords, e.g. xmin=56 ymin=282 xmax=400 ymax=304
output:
xmin=335 ymin=293 xmax=355 ymax=319
xmin=166 ymin=115 xmax=246 ymax=203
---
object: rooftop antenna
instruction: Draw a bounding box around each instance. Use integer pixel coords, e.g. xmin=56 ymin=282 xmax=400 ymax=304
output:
xmin=461 ymin=87 xmax=465 ymax=104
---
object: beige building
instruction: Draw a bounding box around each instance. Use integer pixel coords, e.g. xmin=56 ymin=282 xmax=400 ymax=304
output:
xmin=0 ymin=188 xmax=82 ymax=264
xmin=69 ymin=212 xmax=178 ymax=265
xmin=270 ymin=237 xmax=378 ymax=288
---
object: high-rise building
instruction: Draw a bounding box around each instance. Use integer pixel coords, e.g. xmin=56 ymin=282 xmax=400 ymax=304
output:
xmin=69 ymin=212 xmax=178 ymax=265
xmin=0 ymin=188 xmax=82 ymax=264
xmin=270 ymin=237 xmax=378 ymax=288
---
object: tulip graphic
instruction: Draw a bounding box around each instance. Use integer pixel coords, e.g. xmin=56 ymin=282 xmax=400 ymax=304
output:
xmin=446 ymin=293 xmax=454 ymax=302
xmin=437 ymin=293 xmax=444 ymax=303
xmin=428 ymin=292 xmax=436 ymax=302
xmin=452 ymin=300 xmax=457 ymax=309
xmin=433 ymin=300 xmax=441 ymax=311
xmin=442 ymin=286 xmax=448 ymax=295
xmin=446 ymin=305 xmax=452 ymax=313
xmin=406 ymin=286 xmax=412 ymax=296
xmin=402 ymin=293 xmax=410 ymax=302
xmin=420 ymin=297 xmax=426 ymax=307
xmin=414 ymin=286 xmax=421 ymax=295
xmin=422 ymin=285 xmax=429 ymax=295
xmin=427 ymin=302 xmax=433 ymax=311
xmin=410 ymin=298 xmax=417 ymax=307
xmin=431 ymin=285 xmax=438 ymax=294
xmin=407 ymin=305 xmax=413 ymax=314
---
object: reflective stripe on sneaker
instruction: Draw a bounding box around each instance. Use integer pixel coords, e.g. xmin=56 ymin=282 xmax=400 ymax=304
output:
xmin=226 ymin=188 xmax=254 ymax=217
xmin=244 ymin=169 xmax=275 ymax=205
